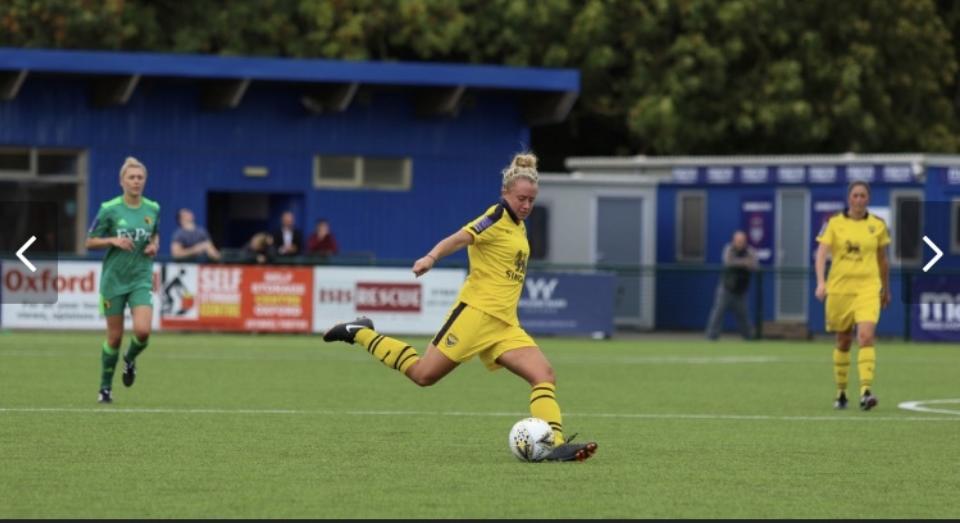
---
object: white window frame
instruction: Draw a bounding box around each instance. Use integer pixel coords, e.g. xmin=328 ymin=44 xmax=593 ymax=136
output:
xmin=890 ymin=189 xmax=924 ymax=267
xmin=313 ymin=155 xmax=412 ymax=190
xmin=0 ymin=146 xmax=88 ymax=253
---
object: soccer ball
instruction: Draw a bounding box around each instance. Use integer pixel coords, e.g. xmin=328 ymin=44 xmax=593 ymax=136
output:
xmin=508 ymin=417 xmax=555 ymax=462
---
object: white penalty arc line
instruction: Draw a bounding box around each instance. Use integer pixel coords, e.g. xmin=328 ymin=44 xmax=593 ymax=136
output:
xmin=0 ymin=407 xmax=959 ymax=422
xmin=897 ymin=399 xmax=960 ymax=416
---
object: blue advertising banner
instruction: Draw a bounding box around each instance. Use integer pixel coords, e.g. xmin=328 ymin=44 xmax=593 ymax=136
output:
xmin=705 ymin=166 xmax=735 ymax=184
xmin=946 ymin=167 xmax=960 ymax=185
xmin=669 ymin=164 xmax=920 ymax=186
xmin=740 ymin=197 xmax=774 ymax=265
xmin=808 ymin=166 xmax=838 ymax=184
xmin=739 ymin=166 xmax=770 ymax=184
xmin=671 ymin=167 xmax=700 ymax=184
xmin=776 ymin=166 xmax=806 ymax=184
xmin=911 ymin=276 xmax=960 ymax=342
xmin=518 ymin=271 xmax=616 ymax=336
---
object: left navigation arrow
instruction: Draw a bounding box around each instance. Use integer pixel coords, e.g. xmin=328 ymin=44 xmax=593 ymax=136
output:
xmin=16 ymin=235 xmax=37 ymax=272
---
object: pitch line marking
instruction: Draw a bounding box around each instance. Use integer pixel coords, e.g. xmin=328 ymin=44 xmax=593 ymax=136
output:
xmin=0 ymin=350 xmax=799 ymax=365
xmin=1 ymin=406 xmax=959 ymax=422
xmin=897 ymin=399 xmax=960 ymax=416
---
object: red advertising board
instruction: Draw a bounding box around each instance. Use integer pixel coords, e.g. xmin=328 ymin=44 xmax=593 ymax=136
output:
xmin=160 ymin=264 xmax=313 ymax=332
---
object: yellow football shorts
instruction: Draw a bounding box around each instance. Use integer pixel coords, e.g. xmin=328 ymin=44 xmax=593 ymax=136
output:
xmin=824 ymin=292 xmax=880 ymax=332
xmin=431 ymin=302 xmax=537 ymax=371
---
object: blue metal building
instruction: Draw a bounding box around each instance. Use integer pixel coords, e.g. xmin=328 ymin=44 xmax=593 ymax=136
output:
xmin=553 ymin=154 xmax=960 ymax=338
xmin=0 ymin=48 xmax=578 ymax=261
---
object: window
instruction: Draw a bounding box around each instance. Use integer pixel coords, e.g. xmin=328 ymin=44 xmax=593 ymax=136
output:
xmin=527 ymin=205 xmax=549 ymax=260
xmin=677 ymin=191 xmax=706 ymax=261
xmin=0 ymin=148 xmax=30 ymax=173
xmin=314 ymin=155 xmax=411 ymax=190
xmin=0 ymin=148 xmax=84 ymax=180
xmin=315 ymin=156 xmax=356 ymax=184
xmin=0 ymin=147 xmax=87 ymax=253
xmin=0 ymin=181 xmax=73 ymax=254
xmin=37 ymin=151 xmax=79 ymax=177
xmin=891 ymin=191 xmax=923 ymax=265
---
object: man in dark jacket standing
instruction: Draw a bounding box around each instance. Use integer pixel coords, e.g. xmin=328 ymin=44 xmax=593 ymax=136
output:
xmin=706 ymin=230 xmax=758 ymax=340
xmin=273 ymin=211 xmax=303 ymax=259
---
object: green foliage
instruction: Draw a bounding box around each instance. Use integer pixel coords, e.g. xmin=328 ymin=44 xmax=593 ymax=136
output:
xmin=2 ymin=0 xmax=959 ymax=157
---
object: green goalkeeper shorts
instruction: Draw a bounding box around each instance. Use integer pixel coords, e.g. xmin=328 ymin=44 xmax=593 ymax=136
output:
xmin=100 ymin=289 xmax=154 ymax=317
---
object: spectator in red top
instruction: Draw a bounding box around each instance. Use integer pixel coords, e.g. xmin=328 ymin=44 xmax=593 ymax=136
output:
xmin=307 ymin=218 xmax=339 ymax=259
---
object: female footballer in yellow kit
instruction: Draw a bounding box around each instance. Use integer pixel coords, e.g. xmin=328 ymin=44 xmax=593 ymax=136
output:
xmin=815 ymin=181 xmax=890 ymax=411
xmin=323 ymin=152 xmax=597 ymax=462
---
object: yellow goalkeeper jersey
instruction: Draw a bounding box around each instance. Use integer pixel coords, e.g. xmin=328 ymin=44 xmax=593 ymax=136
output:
xmin=455 ymin=201 xmax=529 ymax=326
xmin=816 ymin=211 xmax=890 ymax=295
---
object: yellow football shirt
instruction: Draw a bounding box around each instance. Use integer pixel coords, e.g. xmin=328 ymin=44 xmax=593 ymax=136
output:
xmin=456 ymin=201 xmax=529 ymax=326
xmin=816 ymin=211 xmax=891 ymax=295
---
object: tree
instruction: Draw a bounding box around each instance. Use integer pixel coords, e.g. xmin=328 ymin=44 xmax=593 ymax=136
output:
xmin=2 ymin=0 xmax=958 ymax=163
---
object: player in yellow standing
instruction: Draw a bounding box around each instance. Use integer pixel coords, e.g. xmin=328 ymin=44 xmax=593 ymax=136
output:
xmin=815 ymin=181 xmax=890 ymax=411
xmin=323 ymin=152 xmax=597 ymax=462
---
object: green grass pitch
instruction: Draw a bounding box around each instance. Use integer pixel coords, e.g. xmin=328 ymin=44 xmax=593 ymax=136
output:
xmin=1 ymin=330 xmax=958 ymax=518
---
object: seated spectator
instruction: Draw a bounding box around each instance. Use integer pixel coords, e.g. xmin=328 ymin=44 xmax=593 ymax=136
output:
xmin=306 ymin=218 xmax=339 ymax=259
xmin=243 ymin=232 xmax=276 ymax=264
xmin=171 ymin=208 xmax=221 ymax=262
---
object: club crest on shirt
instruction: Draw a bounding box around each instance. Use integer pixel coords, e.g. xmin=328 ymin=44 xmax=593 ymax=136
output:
xmin=144 ymin=216 xmax=152 ymax=225
xmin=868 ymin=225 xmax=875 ymax=233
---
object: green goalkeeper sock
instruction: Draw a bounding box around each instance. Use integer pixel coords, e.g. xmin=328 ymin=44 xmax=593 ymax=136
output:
xmin=100 ymin=342 xmax=119 ymax=390
xmin=125 ymin=336 xmax=149 ymax=363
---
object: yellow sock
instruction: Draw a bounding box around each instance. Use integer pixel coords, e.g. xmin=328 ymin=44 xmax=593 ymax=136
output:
xmin=529 ymin=382 xmax=564 ymax=445
xmin=833 ymin=348 xmax=850 ymax=394
xmin=355 ymin=329 xmax=420 ymax=373
xmin=858 ymin=346 xmax=876 ymax=395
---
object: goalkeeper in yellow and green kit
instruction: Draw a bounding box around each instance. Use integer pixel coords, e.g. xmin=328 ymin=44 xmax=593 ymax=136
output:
xmin=85 ymin=157 xmax=160 ymax=404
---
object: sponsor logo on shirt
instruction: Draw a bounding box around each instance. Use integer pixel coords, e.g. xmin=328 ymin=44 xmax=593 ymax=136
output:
xmin=506 ymin=251 xmax=527 ymax=283
xmin=472 ymin=216 xmax=494 ymax=234
xmin=842 ymin=240 xmax=863 ymax=262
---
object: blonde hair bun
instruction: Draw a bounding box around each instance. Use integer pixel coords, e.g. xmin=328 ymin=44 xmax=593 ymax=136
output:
xmin=513 ymin=154 xmax=537 ymax=170
xmin=502 ymin=152 xmax=539 ymax=188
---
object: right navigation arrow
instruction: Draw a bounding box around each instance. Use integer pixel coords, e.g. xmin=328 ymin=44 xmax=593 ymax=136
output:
xmin=922 ymin=235 xmax=943 ymax=273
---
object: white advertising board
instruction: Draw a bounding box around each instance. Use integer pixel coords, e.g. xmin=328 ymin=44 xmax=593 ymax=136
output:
xmin=1 ymin=260 xmax=161 ymax=330
xmin=313 ymin=266 xmax=466 ymax=335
